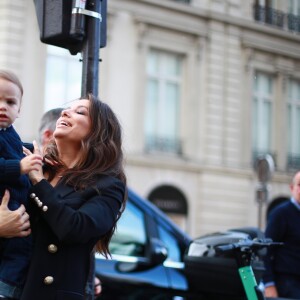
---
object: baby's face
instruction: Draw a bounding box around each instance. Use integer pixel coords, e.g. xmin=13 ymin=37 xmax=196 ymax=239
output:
xmin=0 ymin=78 xmax=22 ymax=129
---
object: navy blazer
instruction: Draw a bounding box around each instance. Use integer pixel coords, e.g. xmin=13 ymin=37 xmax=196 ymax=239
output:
xmin=20 ymin=175 xmax=125 ymax=300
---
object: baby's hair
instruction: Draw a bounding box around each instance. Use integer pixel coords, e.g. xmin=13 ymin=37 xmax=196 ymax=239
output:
xmin=0 ymin=70 xmax=23 ymax=97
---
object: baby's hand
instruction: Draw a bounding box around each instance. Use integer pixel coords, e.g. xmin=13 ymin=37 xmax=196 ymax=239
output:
xmin=20 ymin=152 xmax=43 ymax=175
xmin=20 ymin=142 xmax=43 ymax=174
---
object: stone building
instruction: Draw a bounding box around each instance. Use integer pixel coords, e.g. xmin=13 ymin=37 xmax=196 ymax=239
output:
xmin=0 ymin=0 xmax=299 ymax=237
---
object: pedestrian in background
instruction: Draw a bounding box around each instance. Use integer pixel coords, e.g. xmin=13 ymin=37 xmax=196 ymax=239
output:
xmin=263 ymin=171 xmax=300 ymax=299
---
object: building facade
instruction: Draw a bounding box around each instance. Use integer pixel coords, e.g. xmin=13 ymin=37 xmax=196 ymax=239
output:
xmin=0 ymin=0 xmax=299 ymax=238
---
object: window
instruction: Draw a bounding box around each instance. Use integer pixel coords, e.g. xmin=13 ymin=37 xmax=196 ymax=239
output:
xmin=255 ymin=0 xmax=280 ymax=7
xmin=288 ymin=0 xmax=300 ymax=31
xmin=288 ymin=0 xmax=300 ymax=15
xmin=144 ymin=49 xmax=182 ymax=154
xmin=287 ymin=79 xmax=300 ymax=170
xmin=252 ymin=72 xmax=274 ymax=161
xmin=109 ymin=201 xmax=147 ymax=257
xmin=44 ymin=46 xmax=82 ymax=111
xmin=158 ymin=226 xmax=181 ymax=262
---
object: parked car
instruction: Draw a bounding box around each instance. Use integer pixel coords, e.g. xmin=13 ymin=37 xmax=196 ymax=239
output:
xmin=95 ymin=189 xmax=266 ymax=300
xmin=95 ymin=188 xmax=193 ymax=299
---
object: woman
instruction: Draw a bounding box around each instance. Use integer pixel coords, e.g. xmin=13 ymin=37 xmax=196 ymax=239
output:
xmin=21 ymin=94 xmax=127 ymax=300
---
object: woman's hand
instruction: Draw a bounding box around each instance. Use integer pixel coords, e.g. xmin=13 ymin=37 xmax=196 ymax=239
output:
xmin=264 ymin=285 xmax=278 ymax=298
xmin=23 ymin=140 xmax=44 ymax=185
xmin=94 ymin=277 xmax=102 ymax=297
xmin=0 ymin=190 xmax=31 ymax=238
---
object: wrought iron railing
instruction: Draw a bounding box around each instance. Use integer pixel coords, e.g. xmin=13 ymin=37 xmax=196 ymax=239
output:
xmin=253 ymin=4 xmax=300 ymax=33
xmin=145 ymin=135 xmax=182 ymax=155
xmin=253 ymin=4 xmax=284 ymax=28
xmin=287 ymin=154 xmax=300 ymax=170
xmin=170 ymin=0 xmax=190 ymax=4
xmin=287 ymin=13 xmax=300 ymax=32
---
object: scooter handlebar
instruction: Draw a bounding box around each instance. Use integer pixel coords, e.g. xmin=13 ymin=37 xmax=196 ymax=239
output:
xmin=215 ymin=238 xmax=283 ymax=254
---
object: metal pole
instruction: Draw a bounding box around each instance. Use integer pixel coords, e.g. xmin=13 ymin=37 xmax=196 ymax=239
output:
xmin=81 ymin=0 xmax=102 ymax=97
xmin=255 ymin=184 xmax=268 ymax=229
xmin=78 ymin=2 xmax=102 ymax=299
xmin=254 ymin=155 xmax=274 ymax=229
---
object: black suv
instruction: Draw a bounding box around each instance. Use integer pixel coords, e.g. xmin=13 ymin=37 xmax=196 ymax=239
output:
xmin=95 ymin=188 xmax=193 ymax=299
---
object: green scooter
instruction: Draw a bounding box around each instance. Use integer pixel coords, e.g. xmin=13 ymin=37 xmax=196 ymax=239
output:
xmin=215 ymin=239 xmax=282 ymax=300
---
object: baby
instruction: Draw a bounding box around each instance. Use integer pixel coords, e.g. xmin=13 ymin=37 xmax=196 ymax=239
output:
xmin=0 ymin=70 xmax=42 ymax=299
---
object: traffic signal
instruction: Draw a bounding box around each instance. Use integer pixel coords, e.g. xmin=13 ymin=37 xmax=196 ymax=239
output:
xmin=33 ymin=0 xmax=107 ymax=55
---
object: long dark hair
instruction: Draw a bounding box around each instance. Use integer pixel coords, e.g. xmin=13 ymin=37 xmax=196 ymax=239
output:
xmin=44 ymin=94 xmax=127 ymax=257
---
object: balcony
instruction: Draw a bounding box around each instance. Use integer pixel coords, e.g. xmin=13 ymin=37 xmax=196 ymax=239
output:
xmin=253 ymin=4 xmax=300 ymax=34
xmin=287 ymin=154 xmax=300 ymax=170
xmin=170 ymin=0 xmax=191 ymax=3
xmin=145 ymin=135 xmax=182 ymax=155
xmin=288 ymin=13 xmax=300 ymax=32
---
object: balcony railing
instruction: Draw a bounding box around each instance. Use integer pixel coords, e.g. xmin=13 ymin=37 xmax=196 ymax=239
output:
xmin=145 ymin=135 xmax=182 ymax=155
xmin=287 ymin=154 xmax=300 ymax=170
xmin=288 ymin=13 xmax=300 ymax=32
xmin=253 ymin=4 xmax=300 ymax=34
xmin=170 ymin=0 xmax=191 ymax=3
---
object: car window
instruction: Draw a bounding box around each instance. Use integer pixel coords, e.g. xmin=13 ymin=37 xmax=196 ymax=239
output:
xmin=158 ymin=226 xmax=181 ymax=262
xmin=109 ymin=201 xmax=147 ymax=257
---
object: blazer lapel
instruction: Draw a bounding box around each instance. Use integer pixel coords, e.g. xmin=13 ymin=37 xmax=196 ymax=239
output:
xmin=55 ymin=182 xmax=75 ymax=198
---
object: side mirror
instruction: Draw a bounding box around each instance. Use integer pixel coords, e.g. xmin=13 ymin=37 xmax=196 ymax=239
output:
xmin=148 ymin=237 xmax=168 ymax=266
xmin=116 ymin=238 xmax=168 ymax=273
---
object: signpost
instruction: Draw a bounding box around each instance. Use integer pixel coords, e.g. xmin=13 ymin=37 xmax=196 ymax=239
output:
xmin=254 ymin=154 xmax=274 ymax=229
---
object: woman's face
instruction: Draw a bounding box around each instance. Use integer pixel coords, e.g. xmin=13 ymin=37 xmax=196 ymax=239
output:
xmin=54 ymin=99 xmax=92 ymax=144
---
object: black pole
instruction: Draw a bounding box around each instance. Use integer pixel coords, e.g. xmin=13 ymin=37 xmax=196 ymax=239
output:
xmin=79 ymin=2 xmax=102 ymax=299
xmin=81 ymin=0 xmax=102 ymax=97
